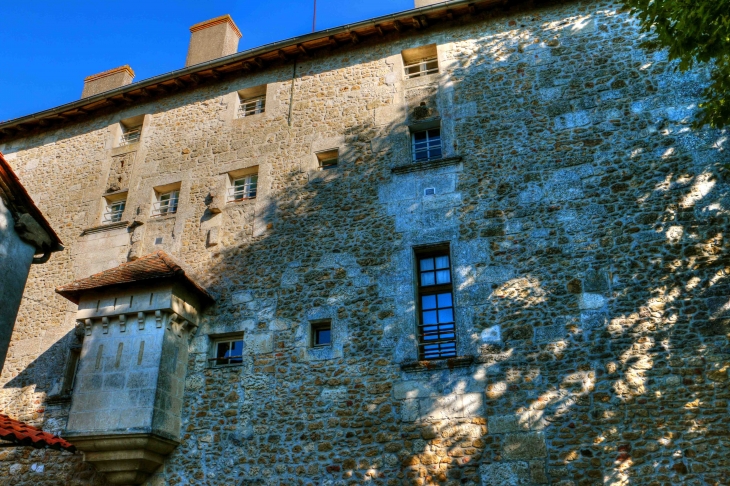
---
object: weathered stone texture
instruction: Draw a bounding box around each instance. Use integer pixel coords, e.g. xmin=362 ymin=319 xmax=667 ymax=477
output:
xmin=1 ymin=0 xmax=729 ymax=484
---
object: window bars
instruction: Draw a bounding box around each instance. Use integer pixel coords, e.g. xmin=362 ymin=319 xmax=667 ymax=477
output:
xmin=120 ymin=126 xmax=142 ymax=146
xmin=209 ymin=338 xmax=244 ymax=366
xmin=227 ymin=175 xmax=258 ymax=202
xmin=404 ymin=58 xmax=439 ymax=79
xmin=417 ymin=252 xmax=456 ymax=360
xmin=238 ymin=96 xmax=266 ymax=117
xmin=103 ymin=200 xmax=126 ymax=223
xmin=152 ymin=191 xmax=179 ymax=217
xmin=412 ymin=128 xmax=443 ymax=162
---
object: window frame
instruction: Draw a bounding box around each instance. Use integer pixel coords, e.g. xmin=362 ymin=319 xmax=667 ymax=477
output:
xmin=152 ymin=190 xmax=180 ymax=217
xmin=238 ymin=95 xmax=266 ymax=118
xmin=415 ymin=246 xmax=457 ymax=360
xmin=228 ymin=174 xmax=258 ymax=202
xmin=102 ymin=199 xmax=126 ymax=224
xmin=404 ymin=57 xmax=439 ymax=79
xmin=411 ymin=127 xmax=443 ymax=162
xmin=208 ymin=335 xmax=245 ymax=368
xmin=316 ymin=149 xmax=339 ymax=171
xmin=119 ymin=124 xmax=142 ymax=146
xmin=310 ymin=320 xmax=332 ymax=348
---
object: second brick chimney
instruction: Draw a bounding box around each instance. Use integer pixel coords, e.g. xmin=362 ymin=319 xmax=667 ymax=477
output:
xmin=185 ymin=14 xmax=242 ymax=67
xmin=81 ymin=65 xmax=135 ymax=99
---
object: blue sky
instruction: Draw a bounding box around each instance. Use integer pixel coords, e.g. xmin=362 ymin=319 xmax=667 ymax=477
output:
xmin=0 ymin=0 xmax=413 ymax=122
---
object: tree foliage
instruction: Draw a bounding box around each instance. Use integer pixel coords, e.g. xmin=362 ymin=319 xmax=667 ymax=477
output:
xmin=622 ymin=0 xmax=730 ymax=128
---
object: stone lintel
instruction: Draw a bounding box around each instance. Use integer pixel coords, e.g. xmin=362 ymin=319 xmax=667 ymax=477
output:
xmin=400 ymin=355 xmax=474 ymax=372
xmin=392 ymin=156 xmax=463 ymax=175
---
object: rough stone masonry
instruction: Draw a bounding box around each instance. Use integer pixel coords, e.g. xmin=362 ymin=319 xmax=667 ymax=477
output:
xmin=0 ymin=0 xmax=729 ymax=484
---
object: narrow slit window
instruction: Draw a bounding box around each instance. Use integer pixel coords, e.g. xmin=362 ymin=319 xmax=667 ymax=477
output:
xmin=228 ymin=174 xmax=258 ymax=202
xmin=416 ymin=248 xmax=456 ymax=360
xmin=61 ymin=347 xmax=82 ymax=395
xmin=152 ymin=190 xmax=179 ymax=217
xmin=412 ymin=128 xmax=442 ymax=162
xmin=210 ymin=336 xmax=244 ymax=367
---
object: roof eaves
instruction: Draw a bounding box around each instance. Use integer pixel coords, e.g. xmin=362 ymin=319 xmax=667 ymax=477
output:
xmin=0 ymin=0 xmax=507 ymax=134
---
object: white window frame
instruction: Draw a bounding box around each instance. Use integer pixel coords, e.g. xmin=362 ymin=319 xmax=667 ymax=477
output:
xmin=120 ymin=125 xmax=142 ymax=146
xmin=103 ymin=199 xmax=126 ymax=224
xmin=404 ymin=58 xmax=439 ymax=79
xmin=238 ymin=95 xmax=266 ymax=118
xmin=152 ymin=190 xmax=179 ymax=217
xmin=227 ymin=174 xmax=258 ymax=202
xmin=209 ymin=335 xmax=244 ymax=367
xmin=412 ymin=128 xmax=443 ymax=162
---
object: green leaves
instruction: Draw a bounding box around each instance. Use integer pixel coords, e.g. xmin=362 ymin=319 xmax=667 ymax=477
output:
xmin=623 ymin=0 xmax=730 ymax=127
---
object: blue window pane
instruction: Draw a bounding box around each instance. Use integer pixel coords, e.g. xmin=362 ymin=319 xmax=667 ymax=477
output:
xmin=316 ymin=329 xmax=331 ymax=345
xmin=438 ymin=309 xmax=454 ymax=323
xmin=437 ymin=293 xmax=452 ymax=307
xmin=414 ymin=131 xmax=428 ymax=142
xmin=428 ymin=129 xmax=440 ymax=138
xmin=420 ymin=258 xmax=434 ymax=271
xmin=231 ymin=341 xmax=243 ymax=356
xmin=435 ymin=256 xmax=449 ymax=269
xmin=423 ymin=311 xmax=438 ymax=325
xmin=421 ymin=272 xmax=435 ymax=286
xmin=436 ymin=270 xmax=451 ymax=284
xmin=422 ymin=295 xmax=437 ymax=310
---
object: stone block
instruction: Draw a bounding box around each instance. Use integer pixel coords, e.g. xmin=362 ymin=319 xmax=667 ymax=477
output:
xmin=503 ymin=432 xmax=547 ymax=460
xmin=393 ymin=381 xmax=436 ymax=400
xmin=401 ymin=399 xmax=419 ymax=423
xmin=534 ymin=324 xmax=565 ymax=343
xmin=489 ymin=414 xmax=530 ymax=434
xmin=247 ymin=333 xmax=273 ymax=354
xmin=579 ymin=293 xmax=606 ymax=310
xmin=479 ymin=461 xmax=530 ymax=486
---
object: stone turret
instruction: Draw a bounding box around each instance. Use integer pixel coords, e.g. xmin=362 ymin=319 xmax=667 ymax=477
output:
xmin=56 ymin=251 xmax=213 ymax=485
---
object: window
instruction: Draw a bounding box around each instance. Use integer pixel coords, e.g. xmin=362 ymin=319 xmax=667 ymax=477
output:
xmin=412 ymin=128 xmax=442 ymax=162
xmin=61 ymin=347 xmax=82 ymax=396
xmin=416 ymin=248 xmax=456 ymax=360
xmin=118 ymin=115 xmax=145 ymax=146
xmin=237 ymin=85 xmax=267 ymax=118
xmin=316 ymin=149 xmax=339 ymax=170
xmin=311 ymin=320 xmax=332 ymax=347
xmin=209 ymin=336 xmax=244 ymax=367
xmin=103 ymin=199 xmax=126 ymax=223
xmin=120 ymin=125 xmax=142 ymax=146
xmin=152 ymin=190 xmax=179 ymax=217
xmin=228 ymin=174 xmax=258 ymax=202
xmin=402 ymin=44 xmax=439 ymax=79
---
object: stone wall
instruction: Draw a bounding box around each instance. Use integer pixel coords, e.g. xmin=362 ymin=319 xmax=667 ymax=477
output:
xmin=0 ymin=0 xmax=729 ymax=484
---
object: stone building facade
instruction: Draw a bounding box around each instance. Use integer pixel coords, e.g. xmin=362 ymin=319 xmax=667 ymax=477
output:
xmin=0 ymin=0 xmax=728 ymax=484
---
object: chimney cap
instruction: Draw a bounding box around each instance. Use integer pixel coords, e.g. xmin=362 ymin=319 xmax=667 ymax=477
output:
xmin=83 ymin=65 xmax=135 ymax=83
xmin=190 ymin=14 xmax=242 ymax=38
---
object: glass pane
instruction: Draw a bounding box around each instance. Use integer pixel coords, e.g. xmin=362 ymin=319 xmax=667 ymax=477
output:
xmin=420 ymin=258 xmax=434 ymax=271
xmin=426 ymin=60 xmax=439 ymax=70
xmin=423 ymin=310 xmax=437 ymax=325
xmin=316 ymin=328 xmax=331 ymax=345
xmin=250 ymin=175 xmax=258 ymax=184
xmin=160 ymin=193 xmax=171 ymax=201
xmin=437 ymin=293 xmax=452 ymax=308
xmin=216 ymin=342 xmax=230 ymax=358
xmin=421 ymin=272 xmax=435 ymax=286
xmin=230 ymin=340 xmax=243 ymax=356
xmin=435 ymin=256 xmax=449 ymax=269
xmin=436 ymin=269 xmax=451 ymax=284
xmin=421 ymin=295 xmax=437 ymax=310
xmin=430 ymin=147 xmax=443 ymax=159
xmin=428 ymin=129 xmax=441 ymax=138
xmin=438 ymin=309 xmax=454 ymax=323
xmin=414 ymin=131 xmax=428 ymax=142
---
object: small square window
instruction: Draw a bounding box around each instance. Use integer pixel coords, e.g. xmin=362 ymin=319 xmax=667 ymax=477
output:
xmin=402 ymin=44 xmax=439 ymax=79
xmin=118 ymin=115 xmax=145 ymax=146
xmin=102 ymin=193 xmax=127 ymax=224
xmin=209 ymin=336 xmax=244 ymax=367
xmin=311 ymin=320 xmax=332 ymax=347
xmin=316 ymin=149 xmax=339 ymax=170
xmin=152 ymin=190 xmax=179 ymax=217
xmin=412 ymin=128 xmax=442 ymax=162
xmin=228 ymin=174 xmax=258 ymax=202
xmin=237 ymin=85 xmax=267 ymax=118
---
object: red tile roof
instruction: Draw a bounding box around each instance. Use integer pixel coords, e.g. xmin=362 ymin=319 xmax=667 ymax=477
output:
xmin=0 ymin=151 xmax=63 ymax=251
xmin=55 ymin=250 xmax=214 ymax=305
xmin=0 ymin=414 xmax=76 ymax=452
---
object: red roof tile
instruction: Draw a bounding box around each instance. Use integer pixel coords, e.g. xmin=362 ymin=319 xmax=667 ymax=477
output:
xmin=0 ymin=414 xmax=76 ymax=452
xmin=55 ymin=250 xmax=214 ymax=305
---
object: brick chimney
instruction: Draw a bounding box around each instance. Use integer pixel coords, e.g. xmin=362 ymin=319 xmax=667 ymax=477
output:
xmin=81 ymin=65 xmax=135 ymax=99
xmin=185 ymin=14 xmax=242 ymax=67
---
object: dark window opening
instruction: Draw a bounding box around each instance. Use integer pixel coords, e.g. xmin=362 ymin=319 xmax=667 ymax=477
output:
xmin=210 ymin=337 xmax=244 ymax=366
xmin=311 ymin=320 xmax=332 ymax=347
